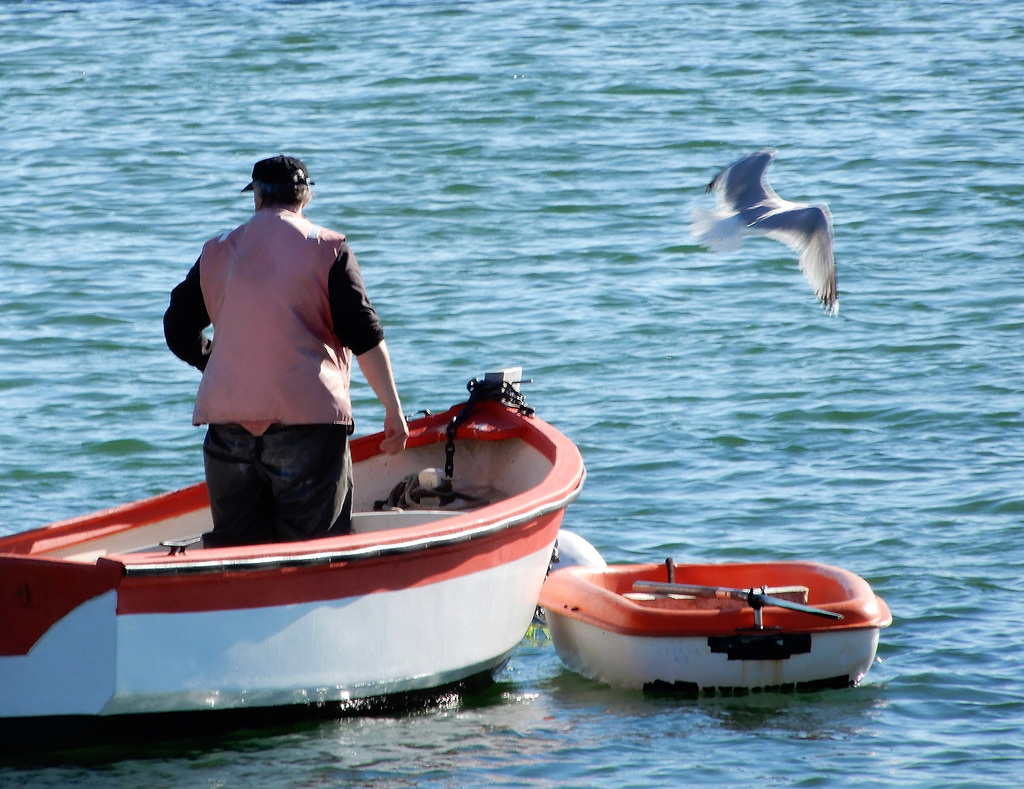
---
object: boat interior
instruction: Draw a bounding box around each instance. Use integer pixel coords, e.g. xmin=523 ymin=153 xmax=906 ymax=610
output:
xmin=30 ymin=436 xmax=552 ymax=563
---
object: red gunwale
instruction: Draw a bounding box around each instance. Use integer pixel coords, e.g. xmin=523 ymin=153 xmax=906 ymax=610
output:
xmin=114 ymin=510 xmax=564 ymax=615
xmin=0 ymin=400 xmax=586 ymax=655
xmin=0 ymin=485 xmax=211 ymax=558
xmin=0 ymin=401 xmax=559 ymax=560
xmin=539 ymin=562 xmax=892 ymax=638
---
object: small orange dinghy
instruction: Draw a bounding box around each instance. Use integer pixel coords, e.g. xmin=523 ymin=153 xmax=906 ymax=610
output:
xmin=539 ymin=556 xmax=891 ymax=696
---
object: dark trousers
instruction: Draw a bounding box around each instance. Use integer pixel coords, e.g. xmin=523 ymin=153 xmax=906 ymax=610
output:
xmin=201 ymin=423 xmax=354 ymax=548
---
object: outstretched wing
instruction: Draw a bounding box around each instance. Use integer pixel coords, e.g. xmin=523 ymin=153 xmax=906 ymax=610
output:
xmin=755 ymin=205 xmax=838 ymax=315
xmin=707 ymin=148 xmax=780 ymax=214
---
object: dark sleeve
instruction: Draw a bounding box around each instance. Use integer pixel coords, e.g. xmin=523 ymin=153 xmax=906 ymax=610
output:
xmin=163 ymin=257 xmax=212 ymax=371
xmin=328 ymin=243 xmax=386 ymax=356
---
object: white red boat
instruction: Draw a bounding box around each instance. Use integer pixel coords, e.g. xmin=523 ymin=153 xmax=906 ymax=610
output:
xmin=539 ymin=556 xmax=891 ymax=696
xmin=0 ymin=370 xmax=585 ymax=747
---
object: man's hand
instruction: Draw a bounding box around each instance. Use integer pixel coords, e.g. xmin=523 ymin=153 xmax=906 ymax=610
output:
xmin=380 ymin=409 xmax=409 ymax=455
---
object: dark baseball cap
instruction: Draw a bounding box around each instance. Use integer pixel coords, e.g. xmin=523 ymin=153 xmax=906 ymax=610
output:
xmin=241 ymin=156 xmax=314 ymax=192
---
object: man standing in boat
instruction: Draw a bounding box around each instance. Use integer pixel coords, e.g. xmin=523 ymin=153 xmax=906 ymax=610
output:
xmin=164 ymin=155 xmax=408 ymax=547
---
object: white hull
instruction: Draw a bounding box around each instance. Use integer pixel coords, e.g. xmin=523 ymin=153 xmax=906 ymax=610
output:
xmin=546 ymin=612 xmax=881 ymax=693
xmin=0 ymin=382 xmax=586 ymax=744
xmin=0 ymin=547 xmax=549 ymax=718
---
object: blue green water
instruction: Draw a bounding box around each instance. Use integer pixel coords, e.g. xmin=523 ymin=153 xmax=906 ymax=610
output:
xmin=2 ymin=1 xmax=1023 ymax=785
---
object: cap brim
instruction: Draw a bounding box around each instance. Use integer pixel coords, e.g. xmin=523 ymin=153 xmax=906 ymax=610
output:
xmin=241 ymin=182 xmax=254 ymax=192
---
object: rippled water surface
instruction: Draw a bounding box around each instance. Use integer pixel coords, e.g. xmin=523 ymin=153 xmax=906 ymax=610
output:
xmin=2 ymin=1 xmax=1023 ymax=786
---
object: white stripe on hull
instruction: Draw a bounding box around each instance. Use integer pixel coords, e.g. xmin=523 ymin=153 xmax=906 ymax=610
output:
xmin=0 ymin=592 xmax=117 ymax=717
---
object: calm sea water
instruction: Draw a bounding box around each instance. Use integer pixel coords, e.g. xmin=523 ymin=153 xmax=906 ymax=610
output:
xmin=2 ymin=0 xmax=1023 ymax=785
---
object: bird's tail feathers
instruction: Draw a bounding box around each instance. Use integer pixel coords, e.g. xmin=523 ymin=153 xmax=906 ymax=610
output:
xmin=688 ymin=207 xmax=745 ymax=253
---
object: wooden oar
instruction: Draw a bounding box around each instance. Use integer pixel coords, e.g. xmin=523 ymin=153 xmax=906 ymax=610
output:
xmin=633 ymin=581 xmax=843 ymax=622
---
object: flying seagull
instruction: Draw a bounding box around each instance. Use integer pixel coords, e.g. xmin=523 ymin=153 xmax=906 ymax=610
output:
xmin=689 ymin=148 xmax=838 ymax=316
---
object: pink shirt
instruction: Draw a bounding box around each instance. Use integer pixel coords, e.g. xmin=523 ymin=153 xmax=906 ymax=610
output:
xmin=193 ymin=207 xmax=354 ymax=434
